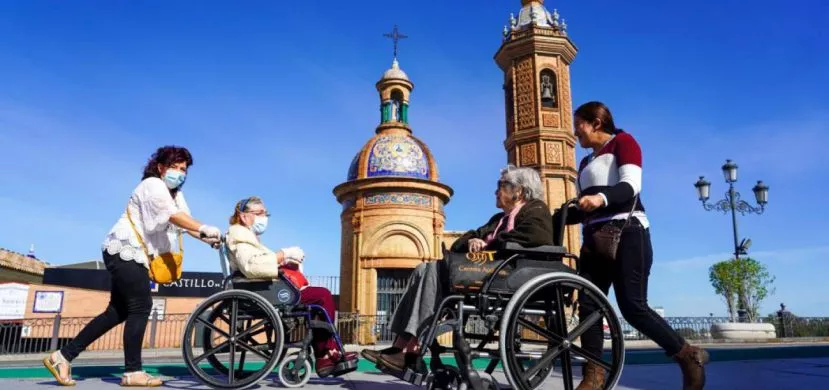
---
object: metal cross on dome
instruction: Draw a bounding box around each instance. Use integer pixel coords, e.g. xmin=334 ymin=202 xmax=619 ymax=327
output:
xmin=383 ymin=25 xmax=407 ymax=59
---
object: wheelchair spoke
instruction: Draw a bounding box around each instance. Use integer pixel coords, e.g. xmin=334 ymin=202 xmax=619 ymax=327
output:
xmin=195 ymin=316 xmax=231 ymax=340
xmin=567 ymin=311 xmax=601 ymax=341
xmin=521 ymin=342 xmax=565 ymax=383
xmin=233 ymin=319 xmax=268 ymax=342
xmin=569 ymin=344 xmax=613 ymax=372
xmin=517 ymin=317 xmax=565 ymax=344
xmin=554 ymin=285 xmax=575 ymax=390
xmin=228 ymin=298 xmax=238 ymax=384
xmin=193 ymin=339 xmax=231 ymax=364
xmin=233 ymin=337 xmax=274 ymax=361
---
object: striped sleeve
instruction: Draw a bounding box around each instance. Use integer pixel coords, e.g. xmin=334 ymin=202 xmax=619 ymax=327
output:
xmin=599 ymin=133 xmax=642 ymax=205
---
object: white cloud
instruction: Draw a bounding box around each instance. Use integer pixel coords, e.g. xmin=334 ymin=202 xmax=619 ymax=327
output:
xmin=656 ymin=245 xmax=829 ymax=272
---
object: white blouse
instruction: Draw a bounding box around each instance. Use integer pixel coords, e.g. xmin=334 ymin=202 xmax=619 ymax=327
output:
xmin=102 ymin=177 xmax=190 ymax=268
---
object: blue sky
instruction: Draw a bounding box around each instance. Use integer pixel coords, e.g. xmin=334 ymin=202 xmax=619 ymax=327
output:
xmin=1 ymin=1 xmax=827 ymax=317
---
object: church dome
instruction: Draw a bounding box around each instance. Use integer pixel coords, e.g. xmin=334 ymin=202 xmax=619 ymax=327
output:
xmin=346 ymin=132 xmax=438 ymax=181
xmin=381 ymin=58 xmax=409 ymax=81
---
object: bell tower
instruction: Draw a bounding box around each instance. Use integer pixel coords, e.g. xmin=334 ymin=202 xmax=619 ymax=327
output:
xmin=495 ymin=0 xmax=580 ymax=253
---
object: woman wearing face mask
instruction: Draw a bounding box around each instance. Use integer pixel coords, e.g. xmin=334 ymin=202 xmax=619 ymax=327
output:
xmin=43 ymin=146 xmax=223 ymax=387
xmin=557 ymin=102 xmax=709 ymax=390
xmin=224 ymin=196 xmax=358 ymax=377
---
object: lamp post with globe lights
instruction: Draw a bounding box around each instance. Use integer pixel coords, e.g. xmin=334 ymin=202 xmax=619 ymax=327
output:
xmin=694 ymin=159 xmax=769 ymax=322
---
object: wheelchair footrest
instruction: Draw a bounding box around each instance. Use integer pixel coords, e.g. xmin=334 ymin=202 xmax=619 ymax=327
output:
xmin=376 ymin=364 xmax=427 ymax=386
xmin=330 ymin=359 xmax=358 ymax=377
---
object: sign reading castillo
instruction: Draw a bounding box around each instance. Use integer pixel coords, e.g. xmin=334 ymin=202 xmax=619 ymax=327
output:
xmin=43 ymin=268 xmax=225 ymax=298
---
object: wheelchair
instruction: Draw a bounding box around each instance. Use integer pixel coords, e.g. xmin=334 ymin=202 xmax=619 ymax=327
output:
xmin=376 ymin=199 xmax=625 ymax=390
xmin=181 ymin=239 xmax=357 ymax=389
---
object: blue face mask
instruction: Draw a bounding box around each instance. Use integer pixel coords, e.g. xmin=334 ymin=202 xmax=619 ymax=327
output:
xmin=163 ymin=169 xmax=186 ymax=189
xmin=251 ymin=216 xmax=268 ymax=235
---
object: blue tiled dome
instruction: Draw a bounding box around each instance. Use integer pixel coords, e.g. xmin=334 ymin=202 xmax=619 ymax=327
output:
xmin=346 ymin=153 xmax=360 ymax=181
xmin=346 ymin=133 xmax=437 ymax=181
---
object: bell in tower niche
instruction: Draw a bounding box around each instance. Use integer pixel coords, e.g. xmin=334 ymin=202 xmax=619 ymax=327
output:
xmin=540 ymin=71 xmax=557 ymax=108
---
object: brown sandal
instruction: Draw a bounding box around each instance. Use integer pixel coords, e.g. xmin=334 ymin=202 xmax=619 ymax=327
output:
xmin=42 ymin=351 xmax=76 ymax=386
xmin=120 ymin=371 xmax=163 ymax=387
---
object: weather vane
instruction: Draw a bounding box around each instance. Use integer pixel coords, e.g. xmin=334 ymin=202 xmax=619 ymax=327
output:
xmin=383 ymin=25 xmax=407 ymax=60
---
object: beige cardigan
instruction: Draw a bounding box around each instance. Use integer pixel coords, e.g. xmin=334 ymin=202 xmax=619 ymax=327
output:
xmin=225 ymin=224 xmax=281 ymax=279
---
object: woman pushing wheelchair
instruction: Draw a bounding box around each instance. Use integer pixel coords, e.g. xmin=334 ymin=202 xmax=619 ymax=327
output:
xmin=361 ymin=165 xmax=554 ymax=371
xmin=560 ymin=101 xmax=709 ymax=390
xmin=224 ymin=196 xmax=358 ymax=377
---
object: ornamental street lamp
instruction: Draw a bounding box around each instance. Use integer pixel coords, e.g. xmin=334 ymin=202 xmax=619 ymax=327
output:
xmin=694 ymin=159 xmax=769 ymax=323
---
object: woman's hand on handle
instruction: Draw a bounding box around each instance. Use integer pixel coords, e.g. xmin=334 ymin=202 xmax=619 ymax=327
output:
xmin=198 ymin=224 xmax=222 ymax=239
xmin=169 ymin=211 xmax=221 ymax=236
xmin=185 ymin=230 xmax=222 ymax=248
xmin=577 ymin=194 xmax=606 ymax=212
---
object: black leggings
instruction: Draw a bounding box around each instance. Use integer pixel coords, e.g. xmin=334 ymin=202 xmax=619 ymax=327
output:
xmin=578 ymin=219 xmax=686 ymax=358
xmin=60 ymin=251 xmax=152 ymax=372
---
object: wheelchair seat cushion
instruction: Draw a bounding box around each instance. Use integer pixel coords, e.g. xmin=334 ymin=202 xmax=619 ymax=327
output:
xmin=501 ymin=259 xmax=575 ymax=293
xmin=446 ymin=249 xmax=575 ymax=295
xmin=231 ymin=272 xmax=300 ymax=307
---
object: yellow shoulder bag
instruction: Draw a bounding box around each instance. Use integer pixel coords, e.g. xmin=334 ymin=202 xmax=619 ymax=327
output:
xmin=126 ymin=207 xmax=184 ymax=284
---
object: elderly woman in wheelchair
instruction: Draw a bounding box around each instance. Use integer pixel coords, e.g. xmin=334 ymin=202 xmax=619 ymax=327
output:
xmin=362 ymin=165 xmax=554 ymax=370
xmin=181 ymin=196 xmax=357 ymax=389
xmin=223 ymin=196 xmax=359 ymax=376
xmin=361 ymin=166 xmax=627 ymax=390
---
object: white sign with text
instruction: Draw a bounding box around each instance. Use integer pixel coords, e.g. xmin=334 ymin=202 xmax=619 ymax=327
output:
xmin=0 ymin=283 xmax=29 ymax=320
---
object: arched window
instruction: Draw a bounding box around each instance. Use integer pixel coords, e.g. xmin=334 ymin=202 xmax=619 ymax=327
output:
xmin=390 ymin=89 xmax=404 ymax=122
xmin=539 ymin=69 xmax=558 ymax=109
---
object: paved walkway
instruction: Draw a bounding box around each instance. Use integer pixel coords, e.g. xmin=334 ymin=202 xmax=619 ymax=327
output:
xmin=2 ymin=357 xmax=828 ymax=389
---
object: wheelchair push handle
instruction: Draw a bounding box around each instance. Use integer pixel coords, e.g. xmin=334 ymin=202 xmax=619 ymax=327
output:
xmin=555 ymin=198 xmax=580 ymax=246
xmin=199 ymin=232 xmax=226 ymax=250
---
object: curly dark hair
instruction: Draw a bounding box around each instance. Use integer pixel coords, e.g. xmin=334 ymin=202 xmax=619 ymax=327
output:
xmin=141 ymin=146 xmax=194 ymax=196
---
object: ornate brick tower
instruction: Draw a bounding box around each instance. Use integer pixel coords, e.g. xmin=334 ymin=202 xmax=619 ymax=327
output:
xmin=333 ymin=36 xmax=453 ymax=342
xmin=495 ymin=0 xmax=580 ymax=254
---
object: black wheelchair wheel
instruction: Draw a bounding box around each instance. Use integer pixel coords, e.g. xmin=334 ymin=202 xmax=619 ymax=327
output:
xmin=182 ymin=290 xmax=285 ymax=390
xmin=201 ymin=300 xmax=279 ymax=380
xmin=499 ymin=272 xmax=624 ymax=390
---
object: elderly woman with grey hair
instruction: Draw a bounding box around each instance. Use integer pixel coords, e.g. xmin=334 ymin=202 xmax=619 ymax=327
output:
xmin=362 ymin=165 xmax=554 ymax=372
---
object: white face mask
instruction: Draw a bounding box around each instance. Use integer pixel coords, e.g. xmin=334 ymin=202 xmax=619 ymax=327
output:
xmin=251 ymin=216 xmax=268 ymax=235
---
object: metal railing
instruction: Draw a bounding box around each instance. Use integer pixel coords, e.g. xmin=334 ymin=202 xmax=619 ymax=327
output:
xmin=306 ymin=276 xmax=340 ymax=295
xmin=3 ymin=313 xmax=828 ymax=356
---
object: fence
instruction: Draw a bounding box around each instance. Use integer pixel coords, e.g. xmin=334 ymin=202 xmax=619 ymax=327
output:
xmin=306 ymin=276 xmax=339 ymax=295
xmin=3 ymin=311 xmax=828 ymax=356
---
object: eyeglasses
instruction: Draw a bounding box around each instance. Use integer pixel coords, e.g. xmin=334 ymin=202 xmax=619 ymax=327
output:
xmin=497 ymin=180 xmax=514 ymax=190
xmin=246 ymin=210 xmax=270 ymax=217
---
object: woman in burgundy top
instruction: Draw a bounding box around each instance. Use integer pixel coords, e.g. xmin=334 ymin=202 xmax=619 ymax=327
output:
xmin=560 ymin=102 xmax=709 ymax=390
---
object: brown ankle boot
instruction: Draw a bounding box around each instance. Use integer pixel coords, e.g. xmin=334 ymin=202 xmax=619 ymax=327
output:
xmin=575 ymin=362 xmax=606 ymax=390
xmin=672 ymin=343 xmax=710 ymax=390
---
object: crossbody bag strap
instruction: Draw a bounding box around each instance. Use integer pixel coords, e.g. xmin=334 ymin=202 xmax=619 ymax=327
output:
xmin=620 ymin=193 xmax=640 ymax=229
xmin=125 ymin=206 xmax=153 ymax=260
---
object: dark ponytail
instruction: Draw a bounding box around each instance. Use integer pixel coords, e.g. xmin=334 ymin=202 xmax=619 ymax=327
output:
xmin=574 ymin=101 xmax=621 ymax=134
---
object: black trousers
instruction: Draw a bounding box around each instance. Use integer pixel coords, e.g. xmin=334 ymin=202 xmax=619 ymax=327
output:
xmin=578 ymin=219 xmax=686 ymax=358
xmin=60 ymin=251 xmax=152 ymax=372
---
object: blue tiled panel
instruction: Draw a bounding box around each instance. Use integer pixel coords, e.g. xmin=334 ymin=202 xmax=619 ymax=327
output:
xmin=366 ymin=135 xmax=430 ymax=179
xmin=364 ymin=193 xmax=433 ymax=208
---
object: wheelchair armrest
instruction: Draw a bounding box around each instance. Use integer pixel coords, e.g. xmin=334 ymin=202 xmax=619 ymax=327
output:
xmin=503 ymin=241 xmax=567 ymax=255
